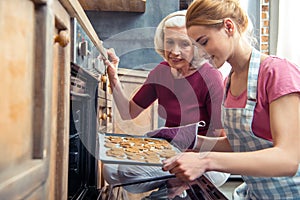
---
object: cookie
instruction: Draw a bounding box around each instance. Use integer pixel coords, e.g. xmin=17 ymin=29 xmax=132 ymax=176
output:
xmin=106 ymin=149 xmax=126 ymax=159
xmin=104 ymin=142 xmax=116 ymax=148
xmin=158 ymin=149 xmax=176 ymax=158
xmin=125 ymin=147 xmax=140 ymax=153
xmin=145 ymin=156 xmax=161 ymax=163
xmin=127 ymin=155 xmax=145 ymax=162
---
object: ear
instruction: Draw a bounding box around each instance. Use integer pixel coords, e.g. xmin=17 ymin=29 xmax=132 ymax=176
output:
xmin=223 ymin=18 xmax=234 ymax=35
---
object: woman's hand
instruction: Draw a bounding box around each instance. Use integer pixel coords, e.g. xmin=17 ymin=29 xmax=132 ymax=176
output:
xmin=104 ymin=48 xmax=120 ymax=78
xmin=162 ymin=152 xmax=209 ymax=182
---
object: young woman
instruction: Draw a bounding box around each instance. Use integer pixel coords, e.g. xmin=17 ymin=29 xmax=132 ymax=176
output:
xmin=162 ymin=0 xmax=300 ymax=199
xmin=103 ymin=10 xmax=229 ymax=193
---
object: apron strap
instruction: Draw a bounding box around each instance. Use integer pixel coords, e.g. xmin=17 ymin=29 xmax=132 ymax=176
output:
xmin=247 ymin=48 xmax=261 ymax=101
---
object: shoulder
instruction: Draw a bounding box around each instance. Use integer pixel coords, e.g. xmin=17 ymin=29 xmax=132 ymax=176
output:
xmin=197 ymin=62 xmax=224 ymax=85
xmin=148 ymin=61 xmax=170 ymax=75
xmin=146 ymin=61 xmax=172 ymax=82
xmin=199 ymin=62 xmax=223 ymax=77
xmin=189 ymin=62 xmax=224 ymax=96
xmin=259 ymin=56 xmax=300 ymax=102
xmin=151 ymin=61 xmax=170 ymax=71
xmin=259 ymin=56 xmax=300 ymax=78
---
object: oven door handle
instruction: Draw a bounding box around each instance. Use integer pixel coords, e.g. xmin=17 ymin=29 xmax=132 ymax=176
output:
xmin=70 ymin=91 xmax=91 ymax=99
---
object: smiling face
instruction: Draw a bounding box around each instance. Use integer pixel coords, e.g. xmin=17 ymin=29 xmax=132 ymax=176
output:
xmin=163 ymin=26 xmax=194 ymax=73
xmin=187 ymin=25 xmax=233 ymax=68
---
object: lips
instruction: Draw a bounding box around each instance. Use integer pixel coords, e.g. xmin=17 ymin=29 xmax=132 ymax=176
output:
xmin=171 ymin=58 xmax=183 ymax=63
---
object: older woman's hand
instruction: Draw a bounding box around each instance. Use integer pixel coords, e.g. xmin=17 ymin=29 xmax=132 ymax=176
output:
xmin=162 ymin=152 xmax=208 ymax=182
xmin=104 ymin=48 xmax=120 ymax=77
xmin=103 ymin=48 xmax=120 ymax=88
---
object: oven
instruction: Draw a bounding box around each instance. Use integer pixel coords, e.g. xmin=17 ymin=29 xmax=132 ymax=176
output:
xmin=68 ymin=18 xmax=109 ymax=200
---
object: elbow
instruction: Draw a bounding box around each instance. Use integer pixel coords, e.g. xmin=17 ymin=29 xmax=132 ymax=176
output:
xmin=284 ymin=150 xmax=300 ymax=176
xmin=279 ymin=158 xmax=299 ymax=177
xmin=286 ymin=161 xmax=299 ymax=176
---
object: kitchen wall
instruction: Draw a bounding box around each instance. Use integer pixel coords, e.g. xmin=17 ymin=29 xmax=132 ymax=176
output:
xmin=260 ymin=0 xmax=269 ymax=55
xmin=240 ymin=0 xmax=261 ymax=51
xmin=86 ymin=0 xmax=179 ymax=71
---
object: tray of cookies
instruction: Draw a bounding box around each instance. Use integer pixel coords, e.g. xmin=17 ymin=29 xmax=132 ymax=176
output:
xmin=98 ymin=133 xmax=181 ymax=166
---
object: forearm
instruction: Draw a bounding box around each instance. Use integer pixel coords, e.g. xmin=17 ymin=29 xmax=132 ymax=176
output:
xmin=108 ymin=75 xmax=132 ymax=120
xmin=207 ymin=94 xmax=300 ymax=177
xmin=206 ymin=147 xmax=299 ymax=177
xmin=105 ymin=48 xmax=135 ymax=120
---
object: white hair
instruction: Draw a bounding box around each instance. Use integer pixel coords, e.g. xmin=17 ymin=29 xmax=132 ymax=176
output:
xmin=154 ymin=10 xmax=187 ymax=59
xmin=154 ymin=10 xmax=211 ymax=69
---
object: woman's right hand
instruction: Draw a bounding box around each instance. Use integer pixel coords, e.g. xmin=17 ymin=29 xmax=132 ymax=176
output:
xmin=104 ymin=48 xmax=120 ymax=78
xmin=162 ymin=152 xmax=208 ymax=182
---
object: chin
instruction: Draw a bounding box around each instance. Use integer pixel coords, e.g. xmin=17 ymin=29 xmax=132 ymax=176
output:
xmin=171 ymin=63 xmax=184 ymax=69
xmin=212 ymin=60 xmax=223 ymax=69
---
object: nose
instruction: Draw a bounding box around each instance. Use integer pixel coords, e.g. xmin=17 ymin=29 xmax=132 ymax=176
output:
xmin=170 ymin=44 xmax=181 ymax=55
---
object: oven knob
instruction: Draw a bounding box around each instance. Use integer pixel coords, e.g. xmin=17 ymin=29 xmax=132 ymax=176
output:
xmin=54 ymin=30 xmax=70 ymax=47
xmin=101 ymin=75 xmax=107 ymax=83
xmin=107 ymin=111 xmax=112 ymax=118
xmin=100 ymin=113 xmax=107 ymax=121
xmin=107 ymin=84 xmax=112 ymax=94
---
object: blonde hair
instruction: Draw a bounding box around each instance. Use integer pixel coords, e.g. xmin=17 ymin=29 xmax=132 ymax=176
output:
xmin=186 ymin=0 xmax=249 ymax=34
xmin=154 ymin=10 xmax=187 ymax=59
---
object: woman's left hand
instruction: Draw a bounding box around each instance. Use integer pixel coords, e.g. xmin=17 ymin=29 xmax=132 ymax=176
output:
xmin=162 ymin=152 xmax=208 ymax=182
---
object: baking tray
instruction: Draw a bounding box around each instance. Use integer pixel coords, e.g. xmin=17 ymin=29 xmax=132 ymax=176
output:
xmin=98 ymin=133 xmax=181 ymax=166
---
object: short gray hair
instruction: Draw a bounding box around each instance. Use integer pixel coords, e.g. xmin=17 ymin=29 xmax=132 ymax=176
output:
xmin=154 ymin=10 xmax=187 ymax=59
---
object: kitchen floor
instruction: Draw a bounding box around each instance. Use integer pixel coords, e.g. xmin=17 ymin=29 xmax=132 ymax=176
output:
xmin=219 ymin=177 xmax=244 ymax=200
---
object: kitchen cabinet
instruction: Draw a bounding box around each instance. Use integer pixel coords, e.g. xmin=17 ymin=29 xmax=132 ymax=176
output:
xmin=51 ymin=1 xmax=71 ymax=199
xmin=0 ymin=0 xmax=70 ymax=199
xmin=78 ymin=0 xmax=146 ymax=12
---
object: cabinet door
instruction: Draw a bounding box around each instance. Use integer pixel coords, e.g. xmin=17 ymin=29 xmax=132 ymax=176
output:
xmin=50 ymin=0 xmax=71 ymax=199
xmin=0 ymin=1 xmax=51 ymax=199
xmin=0 ymin=0 xmax=70 ymax=199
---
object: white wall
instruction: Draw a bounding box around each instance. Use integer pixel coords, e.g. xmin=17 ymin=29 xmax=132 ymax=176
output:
xmin=276 ymin=0 xmax=300 ymax=66
xmin=219 ymin=62 xmax=231 ymax=80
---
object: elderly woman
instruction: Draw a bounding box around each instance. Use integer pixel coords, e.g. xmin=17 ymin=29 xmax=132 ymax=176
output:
xmin=103 ymin=10 xmax=229 ymax=194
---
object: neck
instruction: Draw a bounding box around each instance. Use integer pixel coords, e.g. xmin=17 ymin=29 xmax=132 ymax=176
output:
xmin=228 ymin=45 xmax=252 ymax=75
xmin=171 ymin=65 xmax=195 ymax=78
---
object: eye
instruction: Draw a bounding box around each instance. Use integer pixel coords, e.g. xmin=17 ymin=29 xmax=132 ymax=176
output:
xmin=182 ymin=41 xmax=191 ymax=47
xmin=198 ymin=38 xmax=208 ymax=46
xmin=165 ymin=39 xmax=174 ymax=45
